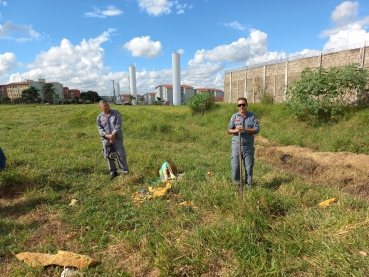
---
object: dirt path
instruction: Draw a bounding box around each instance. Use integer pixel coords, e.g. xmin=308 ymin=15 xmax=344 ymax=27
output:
xmin=255 ymin=136 xmax=369 ymax=201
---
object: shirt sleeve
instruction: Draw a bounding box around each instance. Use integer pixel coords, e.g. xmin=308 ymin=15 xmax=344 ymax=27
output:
xmin=96 ymin=114 xmax=107 ymax=137
xmin=252 ymin=115 xmax=260 ymax=134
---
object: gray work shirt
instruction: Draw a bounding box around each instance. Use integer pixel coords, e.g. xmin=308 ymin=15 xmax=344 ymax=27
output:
xmin=228 ymin=111 xmax=260 ymax=146
xmin=96 ymin=109 xmax=123 ymax=142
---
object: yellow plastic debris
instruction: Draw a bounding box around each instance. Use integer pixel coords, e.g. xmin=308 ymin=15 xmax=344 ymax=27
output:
xmin=318 ymin=198 xmax=337 ymax=207
xmin=131 ymin=183 xmax=172 ymax=202
xmin=69 ymin=199 xmax=78 ymax=206
xmin=15 ymin=250 xmax=97 ymax=269
xmin=148 ymin=183 xmax=171 ymax=198
xmin=179 ymin=200 xmax=196 ymax=208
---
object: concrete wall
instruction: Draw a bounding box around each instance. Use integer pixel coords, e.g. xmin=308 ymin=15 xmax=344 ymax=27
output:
xmin=224 ymin=44 xmax=369 ymax=103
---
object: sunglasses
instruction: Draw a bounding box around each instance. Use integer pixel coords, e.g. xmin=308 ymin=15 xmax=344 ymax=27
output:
xmin=238 ymin=103 xmax=246 ymax=107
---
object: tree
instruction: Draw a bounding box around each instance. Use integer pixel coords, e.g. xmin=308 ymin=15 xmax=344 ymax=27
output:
xmin=54 ymin=93 xmax=61 ymax=104
xmin=0 ymin=96 xmax=11 ymax=104
xmin=80 ymin=91 xmax=101 ymax=103
xmin=187 ymin=92 xmax=216 ymax=115
xmin=21 ymin=86 xmax=41 ymax=103
xmin=129 ymin=95 xmax=136 ymax=103
xmin=44 ymin=84 xmax=57 ymax=103
xmin=285 ymin=63 xmax=369 ymax=123
xmin=72 ymin=96 xmax=79 ymax=104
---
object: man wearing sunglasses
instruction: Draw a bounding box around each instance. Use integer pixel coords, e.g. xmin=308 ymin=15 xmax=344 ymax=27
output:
xmin=228 ymin=97 xmax=260 ymax=189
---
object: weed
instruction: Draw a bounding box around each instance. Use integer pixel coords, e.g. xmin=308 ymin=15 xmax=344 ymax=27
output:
xmin=0 ymin=103 xmax=368 ymax=276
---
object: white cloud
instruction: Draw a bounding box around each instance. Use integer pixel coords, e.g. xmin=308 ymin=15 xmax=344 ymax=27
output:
xmin=0 ymin=52 xmax=16 ymax=77
xmin=137 ymin=0 xmax=173 ymax=16
xmin=177 ymin=49 xmax=184 ymax=54
xmin=121 ymin=62 xmax=224 ymax=92
xmin=0 ymin=0 xmax=6 ymax=17
xmin=6 ymin=30 xmax=173 ymax=93
xmin=221 ymin=21 xmax=245 ymax=31
xmin=122 ymin=36 xmax=162 ymax=58
xmin=331 ymin=1 xmax=358 ymax=26
xmin=138 ymin=68 xmax=172 ymax=90
xmin=85 ymin=5 xmax=123 ymax=18
xmin=176 ymin=3 xmax=188 ymax=14
xmin=0 ymin=21 xmax=40 ymax=41
xmin=245 ymin=48 xmax=322 ymax=67
xmin=321 ymin=1 xmax=369 ymax=49
xmin=189 ymin=29 xmax=268 ymax=64
xmin=246 ymin=51 xmax=287 ymax=66
xmin=182 ymin=61 xmax=225 ymax=88
xmin=9 ymin=29 xmax=116 ymax=91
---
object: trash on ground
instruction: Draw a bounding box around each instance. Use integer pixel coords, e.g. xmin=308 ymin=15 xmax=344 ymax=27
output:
xmin=179 ymin=200 xmax=197 ymax=208
xmin=358 ymin=250 xmax=368 ymax=256
xmin=132 ymin=183 xmax=172 ymax=202
xmin=152 ymin=160 xmax=178 ymax=185
xmin=15 ymin=250 xmax=97 ymax=269
xmin=318 ymin=198 xmax=337 ymax=207
xmin=61 ymin=266 xmax=78 ymax=277
xmin=69 ymin=199 xmax=78 ymax=206
xmin=207 ymin=171 xmax=214 ymax=176
xmin=148 ymin=183 xmax=171 ymax=198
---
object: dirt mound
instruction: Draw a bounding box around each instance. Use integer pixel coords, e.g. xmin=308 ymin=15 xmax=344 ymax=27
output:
xmin=255 ymin=136 xmax=369 ymax=201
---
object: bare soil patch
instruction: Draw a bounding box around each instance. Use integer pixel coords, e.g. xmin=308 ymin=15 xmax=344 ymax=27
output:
xmin=255 ymin=136 xmax=369 ymax=201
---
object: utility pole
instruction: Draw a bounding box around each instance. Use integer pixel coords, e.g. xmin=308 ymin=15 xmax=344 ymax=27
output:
xmin=111 ymin=80 xmax=116 ymax=104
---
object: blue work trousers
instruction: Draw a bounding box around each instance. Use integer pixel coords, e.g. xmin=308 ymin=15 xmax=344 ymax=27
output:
xmin=102 ymin=139 xmax=129 ymax=174
xmin=231 ymin=145 xmax=255 ymax=185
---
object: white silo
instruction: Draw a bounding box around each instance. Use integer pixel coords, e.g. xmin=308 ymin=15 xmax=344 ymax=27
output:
xmin=129 ymin=65 xmax=137 ymax=105
xmin=172 ymin=51 xmax=181 ymax=105
xmin=115 ymin=83 xmax=120 ymax=102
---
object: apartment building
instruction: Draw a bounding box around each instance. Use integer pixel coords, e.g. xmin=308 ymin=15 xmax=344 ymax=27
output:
xmin=63 ymin=87 xmax=81 ymax=99
xmin=4 ymin=79 xmax=64 ymax=103
xmin=6 ymin=80 xmax=43 ymax=101
xmin=155 ymin=84 xmax=195 ymax=105
xmin=143 ymin=92 xmax=156 ymax=104
xmin=47 ymin=82 xmax=63 ymax=103
xmin=0 ymin=85 xmax=7 ymax=98
xmin=120 ymin=93 xmax=131 ymax=103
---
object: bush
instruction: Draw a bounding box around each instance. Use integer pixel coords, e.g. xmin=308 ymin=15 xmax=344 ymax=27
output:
xmin=0 ymin=96 xmax=11 ymax=104
xmin=259 ymin=92 xmax=274 ymax=104
xmin=187 ymin=93 xmax=216 ymax=115
xmin=285 ymin=64 xmax=369 ymax=123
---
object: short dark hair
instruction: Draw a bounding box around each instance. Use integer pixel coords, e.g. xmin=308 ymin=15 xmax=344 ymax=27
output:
xmin=237 ymin=97 xmax=248 ymax=103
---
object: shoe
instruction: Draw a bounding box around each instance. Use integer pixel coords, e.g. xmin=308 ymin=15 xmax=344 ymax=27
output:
xmin=110 ymin=171 xmax=118 ymax=180
xmin=120 ymin=171 xmax=129 ymax=175
xmin=245 ymin=184 xmax=252 ymax=190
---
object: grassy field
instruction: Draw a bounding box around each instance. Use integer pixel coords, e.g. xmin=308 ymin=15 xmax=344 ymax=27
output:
xmin=0 ymin=103 xmax=369 ymax=276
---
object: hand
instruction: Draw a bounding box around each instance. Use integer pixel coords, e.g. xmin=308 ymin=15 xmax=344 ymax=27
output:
xmin=236 ymin=125 xmax=243 ymax=132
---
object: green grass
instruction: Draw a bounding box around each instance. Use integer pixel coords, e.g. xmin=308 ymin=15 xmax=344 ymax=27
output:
xmin=0 ymin=103 xmax=369 ymax=276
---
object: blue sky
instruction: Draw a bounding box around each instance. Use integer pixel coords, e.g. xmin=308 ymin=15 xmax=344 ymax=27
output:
xmin=1 ymin=0 xmax=369 ymax=96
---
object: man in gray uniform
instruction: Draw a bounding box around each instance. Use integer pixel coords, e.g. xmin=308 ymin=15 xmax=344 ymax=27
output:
xmin=97 ymin=100 xmax=129 ymax=179
xmin=228 ymin=97 xmax=260 ymax=188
